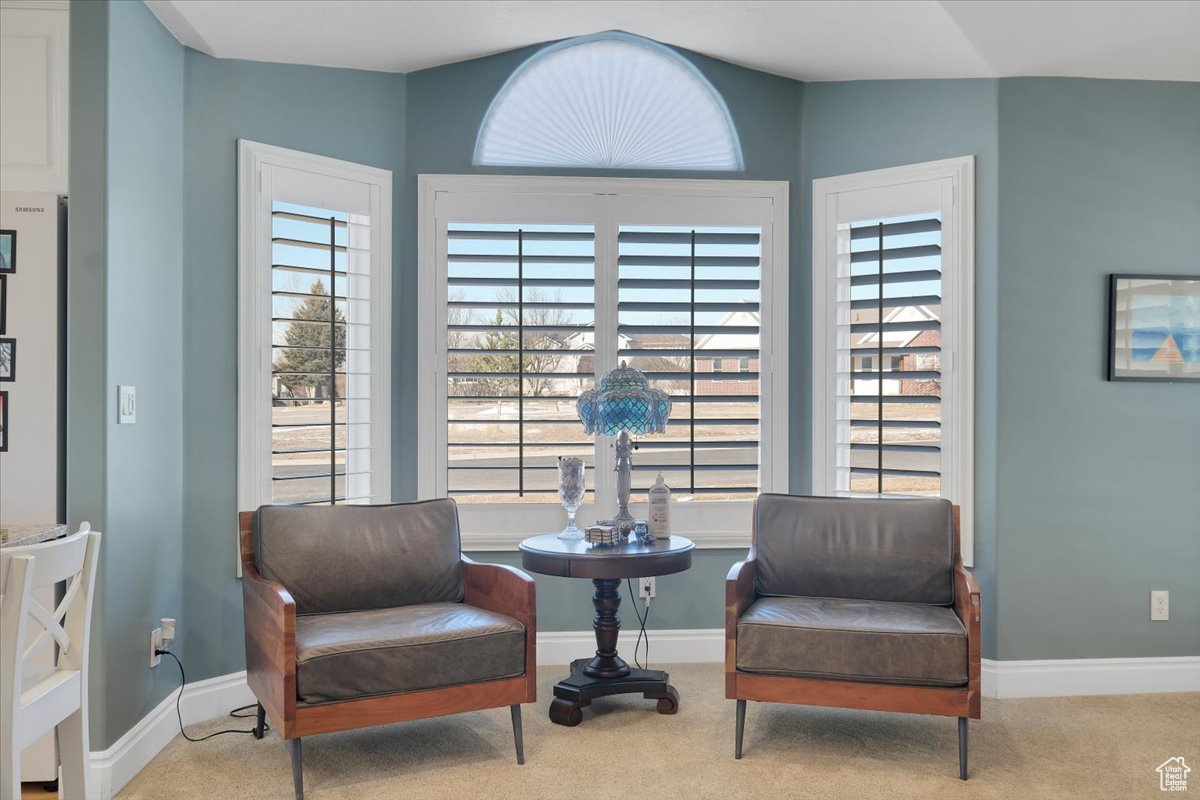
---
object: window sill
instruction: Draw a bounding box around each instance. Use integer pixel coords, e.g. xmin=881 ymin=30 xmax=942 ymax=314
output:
xmin=460 ymin=529 xmax=751 ymax=551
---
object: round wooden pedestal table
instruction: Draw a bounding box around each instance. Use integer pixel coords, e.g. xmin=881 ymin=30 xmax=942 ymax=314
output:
xmin=518 ymin=533 xmax=694 ymax=726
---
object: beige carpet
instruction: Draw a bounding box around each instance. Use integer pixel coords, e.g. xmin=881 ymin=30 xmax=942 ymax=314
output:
xmin=118 ymin=663 xmax=1198 ymax=800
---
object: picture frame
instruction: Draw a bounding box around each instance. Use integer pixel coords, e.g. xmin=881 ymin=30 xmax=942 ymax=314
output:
xmin=0 ymin=390 xmax=7 ymax=452
xmin=0 ymin=274 xmax=6 ymax=334
xmin=0 ymin=337 xmax=13 ymax=382
xmin=1108 ymin=273 xmax=1200 ymax=382
xmin=0 ymin=229 xmax=14 ymax=273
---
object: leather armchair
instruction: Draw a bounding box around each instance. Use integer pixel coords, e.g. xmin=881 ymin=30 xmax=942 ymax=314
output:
xmin=726 ymin=494 xmax=981 ymax=779
xmin=239 ymin=499 xmax=536 ymax=800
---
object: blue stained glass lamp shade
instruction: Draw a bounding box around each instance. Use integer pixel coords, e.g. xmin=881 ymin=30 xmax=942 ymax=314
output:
xmin=577 ymin=362 xmax=672 ymax=436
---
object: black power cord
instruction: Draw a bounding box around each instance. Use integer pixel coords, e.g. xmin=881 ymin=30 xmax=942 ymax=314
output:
xmin=158 ymin=649 xmax=269 ymax=741
xmin=624 ymin=579 xmax=651 ymax=669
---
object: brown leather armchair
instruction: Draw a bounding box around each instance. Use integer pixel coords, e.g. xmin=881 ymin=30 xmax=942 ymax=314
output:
xmin=726 ymin=494 xmax=981 ymax=779
xmin=239 ymin=499 xmax=536 ymax=800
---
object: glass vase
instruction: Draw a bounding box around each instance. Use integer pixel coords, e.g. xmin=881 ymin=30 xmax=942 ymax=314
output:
xmin=557 ymin=457 xmax=586 ymax=540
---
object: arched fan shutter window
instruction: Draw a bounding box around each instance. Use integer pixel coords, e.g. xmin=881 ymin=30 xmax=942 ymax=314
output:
xmin=475 ymin=33 xmax=743 ymax=171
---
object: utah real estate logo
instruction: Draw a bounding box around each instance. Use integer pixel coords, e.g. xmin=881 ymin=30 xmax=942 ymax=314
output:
xmin=1158 ymin=757 xmax=1191 ymax=792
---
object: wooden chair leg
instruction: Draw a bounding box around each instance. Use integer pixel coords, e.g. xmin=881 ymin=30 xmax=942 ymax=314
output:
xmin=510 ymin=704 xmax=525 ymax=765
xmin=288 ymin=737 xmax=304 ymax=800
xmin=58 ymin=707 xmax=90 ymax=800
xmin=958 ymin=717 xmax=969 ymax=780
xmin=254 ymin=703 xmax=266 ymax=739
xmin=735 ymin=699 xmax=747 ymax=759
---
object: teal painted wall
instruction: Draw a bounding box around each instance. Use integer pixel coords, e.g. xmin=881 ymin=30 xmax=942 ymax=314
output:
xmin=66 ymin=0 xmax=187 ymax=747
xmin=180 ymin=54 xmax=407 ymax=680
xmin=994 ymin=79 xmax=1200 ymax=659
xmin=102 ymin=0 xmax=187 ymax=747
xmin=799 ymin=79 xmax=1001 ymax=657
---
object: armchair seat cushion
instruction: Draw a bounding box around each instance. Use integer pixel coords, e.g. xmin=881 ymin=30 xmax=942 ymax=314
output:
xmin=295 ymin=602 xmax=525 ymax=705
xmin=736 ymin=596 xmax=967 ymax=687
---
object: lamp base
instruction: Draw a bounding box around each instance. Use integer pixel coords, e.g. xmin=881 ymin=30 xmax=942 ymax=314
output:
xmin=611 ymin=509 xmax=636 ymax=539
xmin=613 ymin=431 xmax=637 ymax=539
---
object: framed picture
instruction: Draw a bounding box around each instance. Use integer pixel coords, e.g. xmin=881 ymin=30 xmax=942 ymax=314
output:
xmin=0 ymin=229 xmax=14 ymax=273
xmin=0 ymin=390 xmax=7 ymax=451
xmin=0 ymin=337 xmax=13 ymax=382
xmin=0 ymin=274 xmax=6 ymax=334
xmin=1108 ymin=274 xmax=1200 ymax=382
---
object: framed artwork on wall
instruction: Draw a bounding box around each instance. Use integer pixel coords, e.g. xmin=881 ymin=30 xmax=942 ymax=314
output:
xmin=0 ymin=390 xmax=7 ymax=451
xmin=0 ymin=335 xmax=12 ymax=379
xmin=0 ymin=229 xmax=14 ymax=273
xmin=1108 ymin=274 xmax=1200 ymax=382
xmin=0 ymin=337 xmax=13 ymax=382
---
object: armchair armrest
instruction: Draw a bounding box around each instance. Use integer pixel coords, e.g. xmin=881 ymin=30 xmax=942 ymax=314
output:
xmin=462 ymin=557 xmax=537 ymax=699
xmin=725 ymin=557 xmax=757 ymax=634
xmin=953 ymin=560 xmax=982 ymax=717
xmin=461 ymin=557 xmax=536 ymax=622
xmin=953 ymin=562 xmax=981 ymax=630
xmin=242 ymin=562 xmax=297 ymax=727
xmin=239 ymin=511 xmax=297 ymax=732
xmin=725 ymin=555 xmax=757 ymax=696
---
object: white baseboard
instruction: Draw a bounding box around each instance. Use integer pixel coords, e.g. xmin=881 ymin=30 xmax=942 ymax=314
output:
xmin=90 ymin=670 xmax=254 ymax=800
xmin=982 ymin=656 xmax=1200 ymax=699
xmin=537 ymin=628 xmax=725 ymax=667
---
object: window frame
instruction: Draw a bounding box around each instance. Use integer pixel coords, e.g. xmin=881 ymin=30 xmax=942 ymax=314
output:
xmin=237 ymin=141 xmax=393 ymax=567
xmin=811 ymin=156 xmax=975 ymax=565
xmin=418 ymin=174 xmax=789 ymax=549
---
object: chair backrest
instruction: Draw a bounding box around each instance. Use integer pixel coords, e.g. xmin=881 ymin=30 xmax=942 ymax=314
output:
xmin=253 ymin=500 xmax=465 ymax=615
xmin=753 ymin=494 xmax=954 ymax=605
xmin=1 ymin=524 xmax=102 ymax=727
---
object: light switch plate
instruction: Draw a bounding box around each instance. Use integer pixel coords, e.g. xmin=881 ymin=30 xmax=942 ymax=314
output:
xmin=118 ymin=385 xmax=136 ymax=424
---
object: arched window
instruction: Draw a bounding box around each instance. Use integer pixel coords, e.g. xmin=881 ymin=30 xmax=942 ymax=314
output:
xmin=474 ymin=32 xmax=744 ymax=171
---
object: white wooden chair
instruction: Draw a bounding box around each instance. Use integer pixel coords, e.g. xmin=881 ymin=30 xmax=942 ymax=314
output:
xmin=1 ymin=523 xmax=102 ymax=800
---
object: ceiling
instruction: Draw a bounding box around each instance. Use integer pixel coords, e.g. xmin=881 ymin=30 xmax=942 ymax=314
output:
xmin=145 ymin=0 xmax=1200 ymax=82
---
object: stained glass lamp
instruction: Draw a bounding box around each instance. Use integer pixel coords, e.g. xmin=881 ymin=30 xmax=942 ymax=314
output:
xmin=577 ymin=362 xmax=672 ymax=532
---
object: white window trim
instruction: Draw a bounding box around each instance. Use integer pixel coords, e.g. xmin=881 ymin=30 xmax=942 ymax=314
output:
xmin=237 ymin=140 xmax=393 ymax=574
xmin=811 ymin=156 xmax=975 ymax=566
xmin=418 ymin=174 xmax=788 ymax=550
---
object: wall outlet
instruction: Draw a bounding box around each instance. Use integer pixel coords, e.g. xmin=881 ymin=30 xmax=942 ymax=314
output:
xmin=1151 ymin=590 xmax=1169 ymax=621
xmin=150 ymin=627 xmax=162 ymax=667
xmin=639 ymin=577 xmax=656 ymax=599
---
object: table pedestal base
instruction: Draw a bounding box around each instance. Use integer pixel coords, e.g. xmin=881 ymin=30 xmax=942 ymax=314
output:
xmin=548 ymin=658 xmax=680 ymax=726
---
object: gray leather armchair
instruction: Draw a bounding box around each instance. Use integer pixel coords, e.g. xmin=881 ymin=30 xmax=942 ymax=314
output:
xmin=726 ymin=494 xmax=981 ymax=779
xmin=240 ymin=499 xmax=536 ymax=800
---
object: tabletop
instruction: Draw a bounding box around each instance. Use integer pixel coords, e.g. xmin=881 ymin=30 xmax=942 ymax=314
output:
xmin=0 ymin=523 xmax=68 ymax=549
xmin=519 ymin=533 xmax=694 ymax=580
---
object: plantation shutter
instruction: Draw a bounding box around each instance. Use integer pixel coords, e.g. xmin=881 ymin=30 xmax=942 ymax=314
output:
xmin=617 ymin=226 xmax=762 ymax=500
xmin=445 ymin=223 xmax=597 ymax=502
xmin=269 ymin=201 xmax=375 ymax=505
xmin=836 ymin=214 xmax=943 ymax=496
